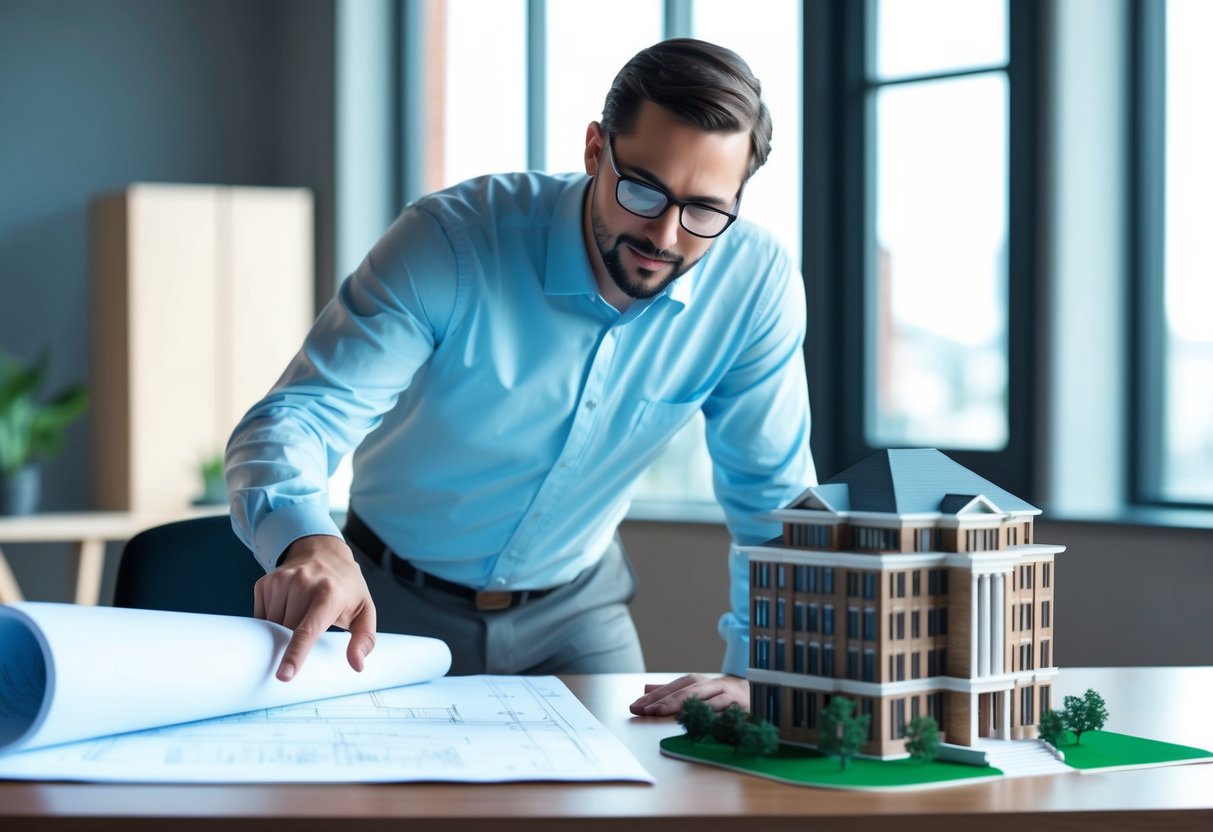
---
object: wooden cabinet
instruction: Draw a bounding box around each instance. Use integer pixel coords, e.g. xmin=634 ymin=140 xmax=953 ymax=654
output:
xmin=90 ymin=185 xmax=314 ymax=512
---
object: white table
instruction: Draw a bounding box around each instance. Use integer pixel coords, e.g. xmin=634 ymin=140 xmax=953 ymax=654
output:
xmin=0 ymin=508 xmax=227 ymax=605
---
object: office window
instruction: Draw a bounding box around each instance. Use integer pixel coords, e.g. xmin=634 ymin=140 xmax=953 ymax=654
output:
xmin=911 ymin=651 xmax=921 ymax=679
xmin=1040 ymin=639 xmax=1050 ymax=669
xmin=912 ymin=569 xmax=921 ymax=596
xmin=911 ymin=609 xmax=920 ymax=639
xmin=822 ymin=644 xmax=835 ymax=677
xmin=823 ymin=604 xmax=835 ymax=635
xmin=896 ymin=572 xmax=906 ymax=598
xmin=848 ymin=606 xmax=861 ymax=638
xmin=807 ymin=602 xmax=819 ymax=633
xmin=863 ymin=607 xmax=876 ymax=641
xmin=809 ymin=642 xmax=821 ymax=675
xmin=847 ymin=571 xmax=860 ymax=597
xmin=794 ymin=601 xmax=806 ymax=632
xmin=407 ymin=0 xmax=528 ymax=196
xmin=794 ymin=640 xmax=806 ymax=673
xmin=777 ymin=564 xmax=787 ymax=589
xmin=823 ymin=567 xmax=835 ymax=594
xmin=869 ymin=0 xmax=1010 ymax=451
xmin=864 ymin=572 xmax=877 ymax=599
xmin=1136 ymin=0 xmax=1213 ymax=506
xmin=815 ymin=0 xmax=1036 ymax=497
xmin=847 ymin=647 xmax=860 ymax=680
xmin=1041 ymin=600 xmax=1051 ymax=628
xmin=775 ymin=638 xmax=786 ymax=671
xmin=863 ymin=648 xmax=876 ymax=681
xmin=939 ymin=607 xmax=948 ymax=635
xmin=776 ymin=597 xmax=786 ymax=629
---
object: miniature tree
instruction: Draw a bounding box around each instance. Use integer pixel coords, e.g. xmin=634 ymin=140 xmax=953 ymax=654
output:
xmin=676 ymin=696 xmax=715 ymax=744
xmin=737 ymin=719 xmax=780 ymax=757
xmin=1061 ymin=689 xmax=1108 ymax=745
xmin=1037 ymin=708 xmax=1067 ymax=747
xmin=817 ymin=696 xmax=870 ymax=771
xmin=712 ymin=703 xmax=748 ymax=747
xmin=904 ymin=715 xmax=940 ymax=763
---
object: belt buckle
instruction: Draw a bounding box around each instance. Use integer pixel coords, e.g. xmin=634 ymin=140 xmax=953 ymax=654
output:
xmin=474 ymin=590 xmax=514 ymax=612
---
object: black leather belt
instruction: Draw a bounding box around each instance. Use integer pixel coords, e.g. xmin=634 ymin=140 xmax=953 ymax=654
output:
xmin=343 ymin=511 xmax=555 ymax=612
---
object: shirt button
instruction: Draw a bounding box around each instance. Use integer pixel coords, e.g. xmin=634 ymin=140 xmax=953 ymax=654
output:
xmin=585 ymin=400 xmax=597 ymax=410
xmin=493 ymin=577 xmax=507 ymax=587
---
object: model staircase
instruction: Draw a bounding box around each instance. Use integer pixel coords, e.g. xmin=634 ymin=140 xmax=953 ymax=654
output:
xmin=972 ymin=739 xmax=1074 ymax=778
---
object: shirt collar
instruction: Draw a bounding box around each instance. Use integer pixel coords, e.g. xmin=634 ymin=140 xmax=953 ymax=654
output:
xmin=544 ymin=174 xmax=699 ymax=310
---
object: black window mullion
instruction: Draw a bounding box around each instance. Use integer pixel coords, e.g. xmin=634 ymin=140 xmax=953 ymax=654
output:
xmin=1130 ymin=0 xmax=1167 ymax=505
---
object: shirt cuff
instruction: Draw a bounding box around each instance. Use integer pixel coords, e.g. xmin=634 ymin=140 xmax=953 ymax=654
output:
xmin=717 ymin=612 xmax=750 ymax=678
xmin=252 ymin=502 xmax=343 ymax=573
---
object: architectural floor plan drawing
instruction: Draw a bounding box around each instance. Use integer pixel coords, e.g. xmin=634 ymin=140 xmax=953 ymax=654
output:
xmin=0 ymin=675 xmax=654 ymax=783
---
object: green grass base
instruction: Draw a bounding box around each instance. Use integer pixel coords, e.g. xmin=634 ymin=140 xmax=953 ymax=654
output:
xmin=660 ymin=735 xmax=1002 ymax=791
xmin=1054 ymin=730 xmax=1213 ymax=771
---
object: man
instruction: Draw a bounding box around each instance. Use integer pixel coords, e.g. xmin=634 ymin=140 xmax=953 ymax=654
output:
xmin=226 ymin=38 xmax=815 ymax=717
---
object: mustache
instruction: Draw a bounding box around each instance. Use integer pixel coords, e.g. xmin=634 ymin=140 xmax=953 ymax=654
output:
xmin=617 ymin=234 xmax=676 ymax=262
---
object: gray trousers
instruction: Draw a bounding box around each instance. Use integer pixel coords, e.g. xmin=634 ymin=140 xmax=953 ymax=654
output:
xmin=350 ymin=536 xmax=646 ymax=675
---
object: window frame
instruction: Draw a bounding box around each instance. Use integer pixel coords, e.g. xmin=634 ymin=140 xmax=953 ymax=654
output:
xmin=804 ymin=0 xmax=1043 ymax=498
xmin=1129 ymin=0 xmax=1211 ymax=511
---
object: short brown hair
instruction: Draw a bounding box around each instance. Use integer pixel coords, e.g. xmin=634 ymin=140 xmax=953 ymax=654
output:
xmin=600 ymin=38 xmax=773 ymax=180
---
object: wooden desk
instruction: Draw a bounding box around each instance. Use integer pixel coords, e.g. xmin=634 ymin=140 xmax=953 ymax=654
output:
xmin=0 ymin=508 xmax=228 ymax=605
xmin=1 ymin=667 xmax=1211 ymax=831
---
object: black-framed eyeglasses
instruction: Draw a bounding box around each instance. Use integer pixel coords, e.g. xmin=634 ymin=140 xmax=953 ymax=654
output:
xmin=604 ymin=134 xmax=742 ymax=239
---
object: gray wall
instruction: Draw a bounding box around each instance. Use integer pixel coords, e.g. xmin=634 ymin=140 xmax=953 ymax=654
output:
xmin=0 ymin=0 xmax=334 ymax=597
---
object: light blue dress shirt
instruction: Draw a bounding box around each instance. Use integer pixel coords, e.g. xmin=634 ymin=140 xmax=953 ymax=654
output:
xmin=226 ymin=171 xmax=816 ymax=676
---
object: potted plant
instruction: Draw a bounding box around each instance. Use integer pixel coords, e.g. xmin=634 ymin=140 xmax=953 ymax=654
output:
xmin=0 ymin=351 xmax=89 ymax=515
xmin=194 ymin=451 xmax=228 ymax=506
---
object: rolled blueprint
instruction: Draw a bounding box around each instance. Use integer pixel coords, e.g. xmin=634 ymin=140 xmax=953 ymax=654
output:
xmin=0 ymin=602 xmax=451 ymax=754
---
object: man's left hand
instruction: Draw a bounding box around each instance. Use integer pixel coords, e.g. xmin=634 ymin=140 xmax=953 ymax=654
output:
xmin=629 ymin=673 xmax=749 ymax=716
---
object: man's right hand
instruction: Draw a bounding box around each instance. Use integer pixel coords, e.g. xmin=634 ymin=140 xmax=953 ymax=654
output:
xmin=253 ymin=534 xmax=378 ymax=682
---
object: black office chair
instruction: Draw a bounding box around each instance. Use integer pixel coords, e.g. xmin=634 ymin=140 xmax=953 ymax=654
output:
xmin=113 ymin=514 xmax=265 ymax=616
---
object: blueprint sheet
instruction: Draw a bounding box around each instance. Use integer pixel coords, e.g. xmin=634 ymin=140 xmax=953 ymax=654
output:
xmin=0 ymin=675 xmax=654 ymax=783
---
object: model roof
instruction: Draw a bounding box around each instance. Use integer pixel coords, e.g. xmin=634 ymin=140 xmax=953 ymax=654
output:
xmin=789 ymin=449 xmax=1039 ymax=516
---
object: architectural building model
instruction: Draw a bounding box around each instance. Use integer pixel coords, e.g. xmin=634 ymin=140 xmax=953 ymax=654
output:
xmin=745 ymin=448 xmax=1062 ymax=758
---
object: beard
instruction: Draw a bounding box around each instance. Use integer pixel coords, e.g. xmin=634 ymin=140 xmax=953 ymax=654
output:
xmin=590 ymin=187 xmax=700 ymax=301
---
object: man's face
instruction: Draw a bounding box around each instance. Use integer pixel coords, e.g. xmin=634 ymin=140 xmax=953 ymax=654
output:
xmin=583 ymin=100 xmax=751 ymax=309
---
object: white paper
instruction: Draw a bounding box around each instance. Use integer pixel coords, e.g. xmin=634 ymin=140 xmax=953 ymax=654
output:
xmin=0 ymin=675 xmax=654 ymax=783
